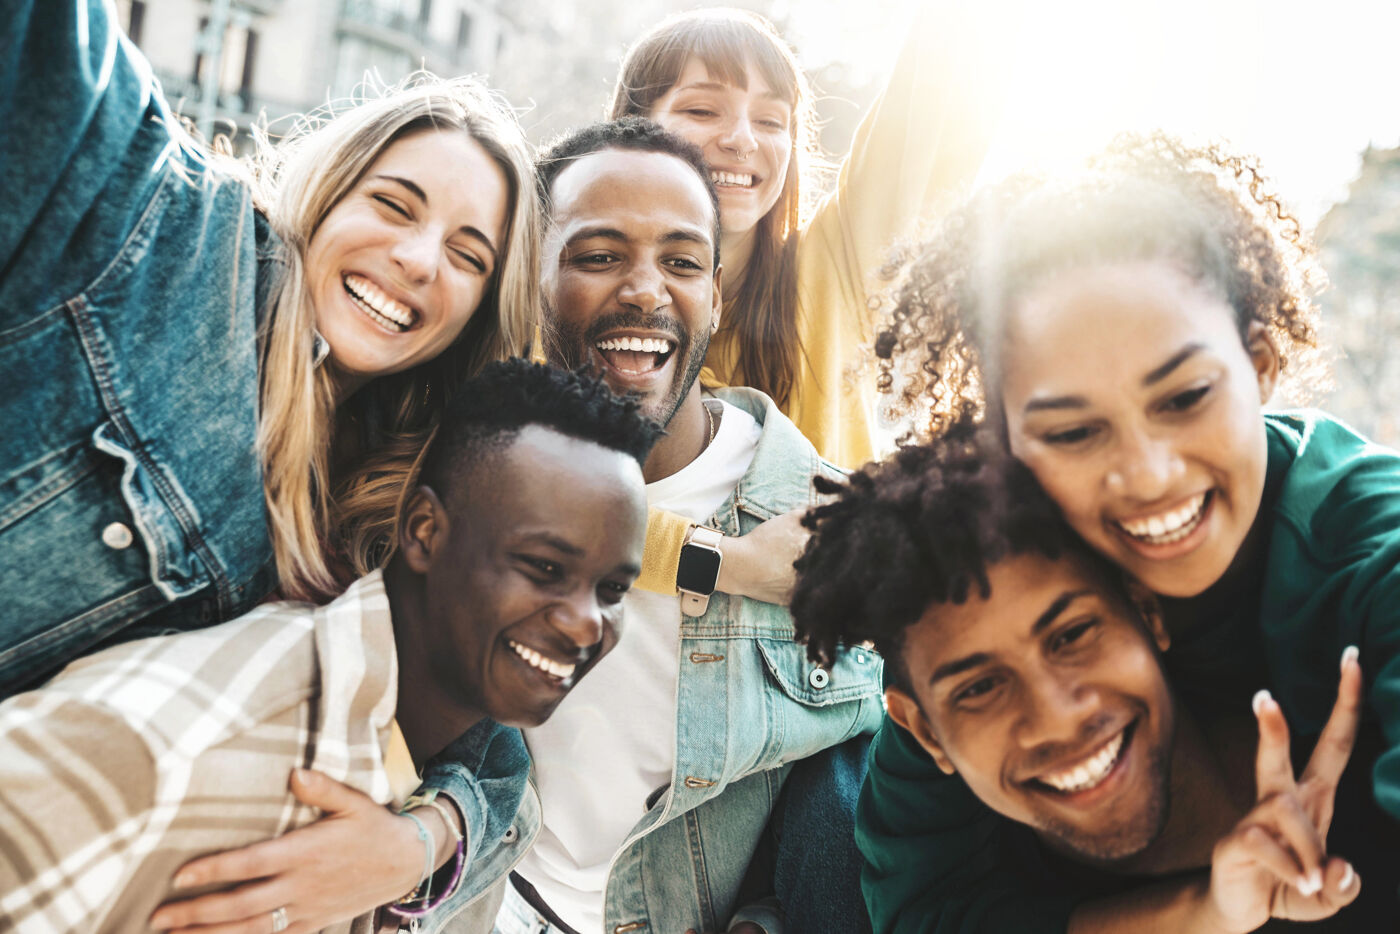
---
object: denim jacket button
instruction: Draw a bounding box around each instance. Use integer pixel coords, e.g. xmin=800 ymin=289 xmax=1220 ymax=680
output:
xmin=502 ymin=825 xmax=519 ymax=843
xmin=101 ymin=522 xmax=135 ymax=550
xmin=808 ymin=667 xmax=830 ymax=689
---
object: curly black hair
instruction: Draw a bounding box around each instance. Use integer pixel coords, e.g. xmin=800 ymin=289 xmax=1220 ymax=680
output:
xmin=419 ymin=358 xmax=663 ymax=504
xmin=873 ymin=134 xmax=1325 ymax=439
xmin=792 ymin=419 xmax=1121 ymax=689
xmin=536 ymin=116 xmax=721 ymax=268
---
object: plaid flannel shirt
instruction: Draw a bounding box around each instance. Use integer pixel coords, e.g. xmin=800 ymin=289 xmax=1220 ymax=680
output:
xmin=0 ymin=572 xmax=401 ymax=934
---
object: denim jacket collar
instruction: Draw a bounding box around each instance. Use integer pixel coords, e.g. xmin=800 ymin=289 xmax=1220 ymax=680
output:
xmin=709 ymin=386 xmax=828 ymax=530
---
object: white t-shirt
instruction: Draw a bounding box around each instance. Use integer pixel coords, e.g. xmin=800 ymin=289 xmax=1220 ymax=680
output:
xmin=516 ymin=398 xmax=762 ymax=932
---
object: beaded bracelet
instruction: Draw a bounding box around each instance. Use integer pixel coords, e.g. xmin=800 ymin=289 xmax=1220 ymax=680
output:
xmin=393 ymin=810 xmax=436 ymax=906
xmin=386 ymin=800 xmax=469 ymax=918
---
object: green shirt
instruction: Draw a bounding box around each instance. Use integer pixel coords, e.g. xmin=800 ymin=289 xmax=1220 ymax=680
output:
xmin=858 ymin=411 xmax=1400 ymax=933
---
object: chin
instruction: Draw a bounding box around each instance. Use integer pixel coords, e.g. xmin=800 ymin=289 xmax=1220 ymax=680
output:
xmin=491 ymin=703 xmax=556 ymax=730
xmin=1043 ymin=816 xmax=1164 ymax=863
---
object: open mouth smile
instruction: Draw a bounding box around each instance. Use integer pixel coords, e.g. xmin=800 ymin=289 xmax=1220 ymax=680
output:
xmin=594 ymin=334 xmax=677 ymax=376
xmin=507 ymin=638 xmax=577 ymax=683
xmin=344 ymin=273 xmax=418 ymax=333
xmin=710 ymin=170 xmax=758 ymax=189
xmin=1112 ymin=491 xmax=1212 ymax=548
xmin=1027 ymin=721 xmax=1134 ymax=797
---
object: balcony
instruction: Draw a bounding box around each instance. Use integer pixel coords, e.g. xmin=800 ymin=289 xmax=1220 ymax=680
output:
xmin=339 ymin=0 xmax=429 ymax=54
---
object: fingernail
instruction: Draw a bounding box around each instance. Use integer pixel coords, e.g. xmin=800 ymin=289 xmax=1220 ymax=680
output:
xmin=1251 ymin=689 xmax=1273 ymax=717
xmin=1341 ymin=645 xmax=1359 ymax=671
xmin=172 ymin=871 xmax=193 ymax=889
xmin=1296 ymin=873 xmax=1320 ymax=897
xmin=1340 ymin=862 xmax=1355 ymax=890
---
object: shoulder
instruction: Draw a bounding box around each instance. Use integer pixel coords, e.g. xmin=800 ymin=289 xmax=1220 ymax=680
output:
xmin=41 ymin=603 xmax=320 ymax=755
xmin=715 ymin=386 xmax=829 ymax=510
xmin=1267 ymin=410 xmax=1400 ymax=558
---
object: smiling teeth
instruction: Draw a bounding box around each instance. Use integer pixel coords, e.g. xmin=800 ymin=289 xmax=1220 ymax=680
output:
xmin=508 ymin=640 xmax=576 ymax=680
xmin=344 ymin=274 xmax=415 ymax=330
xmin=1038 ymin=731 xmax=1125 ymax=794
xmin=711 ymin=171 xmax=754 ymax=188
xmin=596 ymin=336 xmax=675 ymax=353
xmin=1117 ymin=493 xmax=1207 ymax=545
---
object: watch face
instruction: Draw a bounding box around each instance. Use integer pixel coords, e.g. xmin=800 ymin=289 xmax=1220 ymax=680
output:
xmin=677 ymin=544 xmax=723 ymax=596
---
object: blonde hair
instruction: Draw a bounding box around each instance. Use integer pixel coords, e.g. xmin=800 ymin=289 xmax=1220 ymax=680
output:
xmin=252 ymin=74 xmax=542 ymax=601
xmin=610 ymin=9 xmax=824 ymax=409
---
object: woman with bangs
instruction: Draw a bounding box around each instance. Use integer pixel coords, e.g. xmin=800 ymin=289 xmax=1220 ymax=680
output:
xmin=4 ymin=0 xmax=540 ymax=928
xmin=857 ymin=135 xmax=1400 ymax=932
xmin=607 ymin=6 xmax=1007 ymax=605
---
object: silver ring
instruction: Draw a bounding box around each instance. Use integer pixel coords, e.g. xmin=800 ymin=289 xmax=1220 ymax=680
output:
xmin=271 ymin=906 xmax=289 ymax=933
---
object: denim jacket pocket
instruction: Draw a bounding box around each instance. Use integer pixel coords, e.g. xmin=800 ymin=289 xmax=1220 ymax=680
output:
xmin=752 ymin=638 xmax=883 ymax=769
xmin=0 ymin=430 xmax=170 ymax=693
xmin=756 ymin=637 xmax=882 ymax=707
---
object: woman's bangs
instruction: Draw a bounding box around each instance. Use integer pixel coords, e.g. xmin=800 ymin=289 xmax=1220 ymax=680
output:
xmin=681 ymin=22 xmax=799 ymax=109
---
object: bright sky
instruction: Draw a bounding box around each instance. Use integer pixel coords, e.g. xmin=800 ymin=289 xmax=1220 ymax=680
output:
xmin=782 ymin=0 xmax=1400 ymax=224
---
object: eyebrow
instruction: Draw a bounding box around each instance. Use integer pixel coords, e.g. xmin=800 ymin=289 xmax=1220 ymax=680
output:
xmin=674 ymin=80 xmax=788 ymax=105
xmin=517 ymin=532 xmax=642 ymax=577
xmin=926 ymin=589 xmax=1095 ymax=688
xmin=518 ymin=532 xmax=584 ymax=557
xmin=1030 ymin=589 xmax=1094 ymax=636
xmin=567 ymin=225 xmax=712 ymax=250
xmin=1022 ymin=394 xmax=1089 ymax=414
xmin=372 ymin=174 xmax=499 ymax=261
xmin=1022 ymin=343 xmax=1210 ymax=415
xmin=1142 ymin=343 xmax=1205 ymax=387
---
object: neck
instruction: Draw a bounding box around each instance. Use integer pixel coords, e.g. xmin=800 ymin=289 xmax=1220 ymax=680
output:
xmin=384 ymin=559 xmax=486 ymax=767
xmin=642 ymin=385 xmax=709 ymax=483
xmin=1159 ymin=505 xmax=1271 ymax=640
xmin=720 ymin=227 xmax=757 ymax=296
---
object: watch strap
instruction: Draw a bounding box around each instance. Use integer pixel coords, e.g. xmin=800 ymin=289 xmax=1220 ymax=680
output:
xmin=679 ymin=525 xmax=725 ymax=618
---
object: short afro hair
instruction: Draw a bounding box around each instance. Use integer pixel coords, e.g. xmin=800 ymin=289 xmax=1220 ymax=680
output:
xmin=536 ymin=117 xmax=721 ymax=268
xmin=792 ymin=420 xmax=1119 ymax=689
xmin=418 ymin=358 xmax=663 ymax=504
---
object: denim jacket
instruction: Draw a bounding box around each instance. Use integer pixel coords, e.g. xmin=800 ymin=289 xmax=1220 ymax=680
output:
xmin=441 ymin=388 xmax=886 ymax=934
xmin=0 ymin=0 xmax=278 ymax=694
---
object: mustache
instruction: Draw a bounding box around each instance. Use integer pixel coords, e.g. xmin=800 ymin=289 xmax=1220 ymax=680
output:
xmin=1019 ymin=711 xmax=1120 ymax=774
xmin=583 ymin=311 xmax=687 ymax=346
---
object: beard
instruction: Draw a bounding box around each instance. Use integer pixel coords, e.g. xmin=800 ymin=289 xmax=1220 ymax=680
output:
xmin=549 ymin=308 xmax=711 ymax=428
xmin=1033 ymin=718 xmax=1175 ymax=863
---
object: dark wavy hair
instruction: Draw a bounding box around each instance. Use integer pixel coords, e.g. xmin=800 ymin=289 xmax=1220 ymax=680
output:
xmin=792 ymin=420 xmax=1121 ymax=689
xmin=418 ymin=358 xmax=662 ymax=509
xmin=873 ymin=134 xmax=1325 ymax=439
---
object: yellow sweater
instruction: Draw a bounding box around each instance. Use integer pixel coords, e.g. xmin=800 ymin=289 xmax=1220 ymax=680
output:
xmin=637 ymin=5 xmax=1001 ymax=593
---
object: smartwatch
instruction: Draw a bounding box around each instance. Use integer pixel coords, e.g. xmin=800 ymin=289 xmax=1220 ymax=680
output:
xmin=677 ymin=525 xmax=724 ymax=617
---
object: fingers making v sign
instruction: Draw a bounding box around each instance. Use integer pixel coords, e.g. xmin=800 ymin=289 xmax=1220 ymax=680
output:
xmin=1206 ymin=646 xmax=1364 ymax=933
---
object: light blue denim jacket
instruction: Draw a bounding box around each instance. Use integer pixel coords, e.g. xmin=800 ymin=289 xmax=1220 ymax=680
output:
xmin=448 ymin=388 xmax=886 ymax=934
xmin=0 ymin=0 xmax=278 ymax=694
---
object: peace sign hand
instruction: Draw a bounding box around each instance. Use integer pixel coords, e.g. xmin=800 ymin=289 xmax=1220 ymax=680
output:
xmin=1205 ymin=646 xmax=1364 ymax=933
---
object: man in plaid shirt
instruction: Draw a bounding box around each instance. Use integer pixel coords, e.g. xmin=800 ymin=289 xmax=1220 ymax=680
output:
xmin=0 ymin=360 xmax=657 ymax=934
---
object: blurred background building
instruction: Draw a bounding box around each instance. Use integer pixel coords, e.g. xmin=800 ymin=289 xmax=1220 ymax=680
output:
xmin=111 ymin=0 xmax=884 ymax=154
xmin=111 ymin=0 xmax=1399 ymax=445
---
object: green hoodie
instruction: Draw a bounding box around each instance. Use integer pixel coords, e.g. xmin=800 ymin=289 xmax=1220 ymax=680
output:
xmin=858 ymin=411 xmax=1400 ymax=933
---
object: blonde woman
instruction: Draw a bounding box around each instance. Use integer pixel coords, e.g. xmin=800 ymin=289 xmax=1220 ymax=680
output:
xmin=607 ymin=7 xmax=1007 ymax=602
xmin=1 ymin=0 xmax=540 ymax=697
xmin=4 ymin=2 xmax=541 ymax=930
